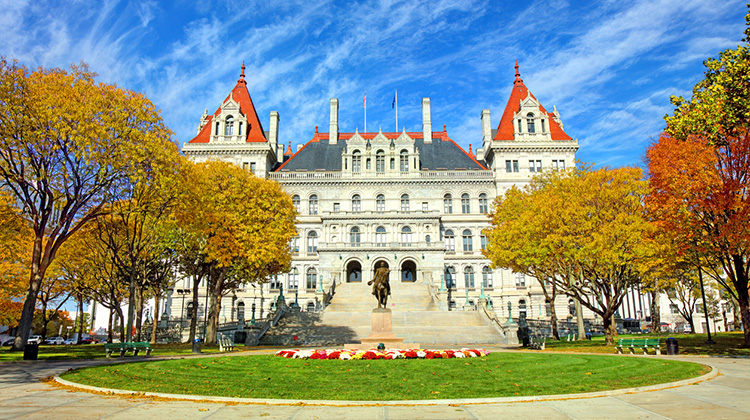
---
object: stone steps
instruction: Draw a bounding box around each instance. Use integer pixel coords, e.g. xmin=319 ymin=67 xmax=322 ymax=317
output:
xmin=259 ymin=281 xmax=506 ymax=346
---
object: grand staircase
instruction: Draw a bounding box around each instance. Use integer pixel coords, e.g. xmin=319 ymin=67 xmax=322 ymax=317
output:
xmin=258 ymin=281 xmax=507 ymax=346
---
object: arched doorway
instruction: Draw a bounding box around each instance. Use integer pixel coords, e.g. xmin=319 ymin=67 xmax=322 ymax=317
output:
xmin=347 ymin=260 xmax=362 ymax=282
xmin=401 ymin=260 xmax=417 ymax=282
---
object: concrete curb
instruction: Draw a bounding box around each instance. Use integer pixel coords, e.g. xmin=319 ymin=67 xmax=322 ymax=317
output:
xmin=53 ymin=355 xmax=719 ymax=407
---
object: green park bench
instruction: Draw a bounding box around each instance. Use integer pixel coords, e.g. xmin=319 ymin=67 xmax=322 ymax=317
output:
xmin=528 ymin=335 xmax=546 ymax=350
xmin=614 ymin=338 xmax=661 ymax=355
xmin=105 ymin=341 xmax=153 ymax=358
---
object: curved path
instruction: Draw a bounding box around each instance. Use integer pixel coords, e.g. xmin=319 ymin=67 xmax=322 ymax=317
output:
xmin=0 ymin=351 xmax=748 ymax=420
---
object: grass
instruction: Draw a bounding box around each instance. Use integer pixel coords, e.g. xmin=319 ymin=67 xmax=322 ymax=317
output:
xmin=59 ymin=352 xmax=709 ymax=400
xmin=541 ymin=331 xmax=749 ymax=356
xmin=0 ymin=343 xmax=235 ymax=362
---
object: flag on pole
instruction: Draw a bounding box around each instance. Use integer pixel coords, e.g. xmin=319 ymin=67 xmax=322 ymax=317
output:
xmin=392 ymin=91 xmax=396 ymax=109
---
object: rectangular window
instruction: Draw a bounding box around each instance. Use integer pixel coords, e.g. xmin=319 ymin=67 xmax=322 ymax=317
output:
xmin=422 ymin=202 xmax=428 ymax=211
xmin=541 ymin=120 xmax=545 ymax=133
xmin=506 ymin=160 xmax=512 ymax=173
xmin=513 ymin=160 xmax=519 ymax=172
xmin=515 ymin=272 xmax=525 ymax=287
xmin=517 ymin=119 xmax=522 ymax=132
xmin=250 ymin=162 xmax=256 ymax=175
xmin=366 ymin=158 xmax=371 ymax=170
xmin=333 ymin=203 xmax=340 ymax=212
xmin=529 ymin=160 xmax=535 ymax=173
xmin=529 ymin=160 xmax=542 ymax=173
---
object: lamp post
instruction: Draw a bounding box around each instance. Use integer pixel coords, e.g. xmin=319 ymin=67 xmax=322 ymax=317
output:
xmin=698 ymin=266 xmax=716 ymax=344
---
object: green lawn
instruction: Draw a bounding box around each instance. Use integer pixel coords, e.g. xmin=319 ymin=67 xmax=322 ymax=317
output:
xmin=541 ymin=332 xmax=748 ymax=356
xmin=0 ymin=343 xmax=236 ymax=362
xmin=60 ymin=353 xmax=709 ymax=400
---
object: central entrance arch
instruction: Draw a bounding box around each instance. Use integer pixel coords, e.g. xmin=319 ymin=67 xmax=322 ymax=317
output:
xmin=346 ymin=260 xmax=362 ymax=282
xmin=401 ymin=260 xmax=417 ymax=282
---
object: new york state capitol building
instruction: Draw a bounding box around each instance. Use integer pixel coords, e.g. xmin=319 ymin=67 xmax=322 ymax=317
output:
xmin=173 ymin=63 xmax=586 ymax=344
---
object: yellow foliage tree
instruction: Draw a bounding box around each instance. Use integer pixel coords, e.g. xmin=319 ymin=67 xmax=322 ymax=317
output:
xmin=0 ymin=59 xmax=176 ymax=349
xmin=175 ymin=161 xmax=297 ymax=344
xmin=485 ymin=166 xmax=655 ymax=345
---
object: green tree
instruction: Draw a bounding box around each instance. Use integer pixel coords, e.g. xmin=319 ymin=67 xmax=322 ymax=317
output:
xmin=0 ymin=60 xmax=176 ymax=350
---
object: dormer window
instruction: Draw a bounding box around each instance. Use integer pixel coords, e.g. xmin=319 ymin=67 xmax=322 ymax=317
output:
xmin=352 ymin=150 xmax=361 ymax=173
xmin=517 ymin=119 xmax=522 ymax=133
xmin=526 ymin=113 xmax=535 ymax=133
xmin=400 ymin=150 xmax=409 ymax=172
xmin=540 ymin=119 xmax=545 ymax=133
xmin=225 ymin=116 xmax=234 ymax=136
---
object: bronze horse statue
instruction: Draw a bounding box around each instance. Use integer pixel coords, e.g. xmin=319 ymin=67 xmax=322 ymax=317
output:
xmin=368 ymin=263 xmax=391 ymax=309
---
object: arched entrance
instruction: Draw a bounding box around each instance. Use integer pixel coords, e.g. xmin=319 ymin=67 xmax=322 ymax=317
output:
xmin=401 ymin=260 xmax=417 ymax=282
xmin=346 ymin=260 xmax=362 ymax=282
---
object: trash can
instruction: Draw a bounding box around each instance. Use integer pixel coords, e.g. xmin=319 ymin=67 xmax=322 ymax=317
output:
xmin=192 ymin=338 xmax=202 ymax=354
xmin=586 ymin=332 xmax=592 ymax=340
xmin=234 ymin=331 xmax=247 ymax=344
xmin=23 ymin=343 xmax=39 ymax=360
xmin=666 ymin=337 xmax=679 ymax=355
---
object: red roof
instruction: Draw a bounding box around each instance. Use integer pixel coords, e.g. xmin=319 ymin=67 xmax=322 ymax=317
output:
xmin=493 ymin=62 xmax=571 ymax=141
xmin=188 ymin=62 xmax=267 ymax=144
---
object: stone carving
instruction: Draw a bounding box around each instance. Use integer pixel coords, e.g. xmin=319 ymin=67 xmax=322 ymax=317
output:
xmin=368 ymin=262 xmax=391 ymax=309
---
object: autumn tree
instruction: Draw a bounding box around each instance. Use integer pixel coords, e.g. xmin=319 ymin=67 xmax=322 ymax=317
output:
xmin=485 ymin=166 xmax=655 ymax=345
xmin=0 ymin=59 xmax=175 ymax=350
xmin=0 ymin=189 xmax=31 ymax=301
xmin=647 ymin=7 xmax=750 ymax=346
xmin=175 ymin=161 xmax=297 ymax=345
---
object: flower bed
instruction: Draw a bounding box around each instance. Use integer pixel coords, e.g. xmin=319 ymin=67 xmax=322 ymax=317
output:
xmin=275 ymin=348 xmax=489 ymax=360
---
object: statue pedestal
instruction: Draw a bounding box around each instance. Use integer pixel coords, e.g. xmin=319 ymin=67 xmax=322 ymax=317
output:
xmin=345 ymin=308 xmax=420 ymax=350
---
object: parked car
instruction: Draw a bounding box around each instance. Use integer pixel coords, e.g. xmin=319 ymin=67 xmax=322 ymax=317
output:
xmin=1 ymin=338 xmax=15 ymax=346
xmin=63 ymin=338 xmax=76 ymax=345
xmin=27 ymin=335 xmax=42 ymax=345
xmin=80 ymin=337 xmax=95 ymax=344
xmin=45 ymin=336 xmax=65 ymax=345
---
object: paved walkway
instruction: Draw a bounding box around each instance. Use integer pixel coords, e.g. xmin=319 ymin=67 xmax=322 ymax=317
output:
xmin=0 ymin=353 xmax=748 ymax=419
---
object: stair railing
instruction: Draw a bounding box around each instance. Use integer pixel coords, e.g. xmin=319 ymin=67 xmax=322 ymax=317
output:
xmin=478 ymin=300 xmax=507 ymax=341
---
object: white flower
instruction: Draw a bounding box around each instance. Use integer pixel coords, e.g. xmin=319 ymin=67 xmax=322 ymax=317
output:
xmin=339 ymin=353 xmax=351 ymax=360
xmin=416 ymin=351 xmax=426 ymax=358
xmin=455 ymin=352 xmax=465 ymax=358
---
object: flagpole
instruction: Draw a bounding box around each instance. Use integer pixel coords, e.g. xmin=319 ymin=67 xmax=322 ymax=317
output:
xmin=364 ymin=91 xmax=367 ymax=133
xmin=395 ymin=90 xmax=398 ymax=132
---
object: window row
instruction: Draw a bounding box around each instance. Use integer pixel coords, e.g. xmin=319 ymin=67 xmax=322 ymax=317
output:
xmin=505 ymin=159 xmax=566 ymax=173
xmin=443 ymin=230 xmax=488 ymax=252
xmin=350 ymin=149 xmax=411 ymax=173
xmin=292 ymin=193 xmax=489 ymax=214
xmin=444 ymin=266 xmax=494 ymax=289
xmin=517 ymin=112 xmax=546 ymax=134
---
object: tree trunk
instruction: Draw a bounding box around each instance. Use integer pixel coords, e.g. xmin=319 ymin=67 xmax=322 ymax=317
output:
xmin=107 ymin=309 xmax=114 ymax=343
xmin=115 ymin=306 xmax=125 ymax=342
xmin=77 ymin=297 xmax=84 ymax=344
xmin=12 ymin=235 xmax=48 ymax=351
xmin=650 ymin=288 xmax=661 ymax=332
xmin=549 ymin=303 xmax=560 ymax=340
xmin=206 ymin=290 xmax=221 ymax=345
xmin=188 ymin=275 xmax=200 ymax=344
xmin=135 ymin=286 xmax=143 ymax=342
xmin=603 ymin=314 xmax=617 ymax=346
xmin=737 ymin=287 xmax=750 ymax=348
xmin=40 ymin=301 xmax=49 ymax=342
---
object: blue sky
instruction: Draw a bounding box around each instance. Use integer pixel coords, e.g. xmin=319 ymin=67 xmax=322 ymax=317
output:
xmin=2 ymin=0 xmax=748 ymax=168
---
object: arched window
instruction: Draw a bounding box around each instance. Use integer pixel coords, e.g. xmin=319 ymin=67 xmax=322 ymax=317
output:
xmin=290 ymin=236 xmax=299 ymax=253
xmin=462 ymin=229 xmax=473 ymax=252
xmin=519 ymin=299 xmax=527 ymax=319
xmin=480 ymin=234 xmax=488 ymax=251
xmin=400 ymin=226 xmax=412 ymax=245
xmin=350 ymin=226 xmax=361 ymax=246
xmin=444 ymin=229 xmax=455 ymax=252
xmin=352 ymin=194 xmax=361 ymax=212
xmin=526 ymin=113 xmax=535 ymax=133
xmin=443 ymin=194 xmax=453 ymax=214
xmin=186 ymin=301 xmax=195 ymax=320
xmin=225 ymin=115 xmax=234 ymax=136
xmin=400 ymin=150 xmax=409 ymax=172
xmin=352 ymin=150 xmax=361 ymax=173
xmin=464 ymin=266 xmax=475 ymax=289
xmin=461 ymin=193 xmax=470 ymax=214
xmin=306 ymin=268 xmax=317 ymax=290
xmin=376 ymin=150 xmax=385 ymax=172
xmin=545 ymin=299 xmax=552 ymax=316
xmin=306 ymin=301 xmax=316 ymax=312
xmin=236 ymin=302 xmax=245 ymax=321
xmin=308 ymin=194 xmax=318 ymax=215
xmin=376 ymin=194 xmax=385 ymax=212
xmin=515 ymin=272 xmax=525 ymax=287
xmin=376 ymin=226 xmax=387 ymax=247
xmin=445 ymin=266 xmax=456 ymax=289
xmin=400 ymin=194 xmax=410 ymax=212
xmin=478 ymin=193 xmax=488 ymax=213
xmin=568 ymin=299 xmax=576 ymax=316
xmin=292 ymin=195 xmax=300 ymax=212
xmin=307 ymin=231 xmax=318 ymax=253
xmin=288 ymin=268 xmax=299 ymax=290
xmin=482 ymin=266 xmax=493 ymax=288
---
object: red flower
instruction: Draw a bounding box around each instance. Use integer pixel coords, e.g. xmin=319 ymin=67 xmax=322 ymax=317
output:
xmin=404 ymin=351 xmax=418 ymax=359
xmin=328 ymin=351 xmax=341 ymax=359
xmin=425 ymin=351 xmax=435 ymax=359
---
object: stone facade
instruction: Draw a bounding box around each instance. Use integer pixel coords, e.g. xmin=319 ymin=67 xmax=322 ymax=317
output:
xmin=174 ymin=63 xmax=592 ymax=328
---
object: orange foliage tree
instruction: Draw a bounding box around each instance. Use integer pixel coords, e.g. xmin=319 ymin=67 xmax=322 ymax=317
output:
xmin=647 ymin=7 xmax=750 ymax=346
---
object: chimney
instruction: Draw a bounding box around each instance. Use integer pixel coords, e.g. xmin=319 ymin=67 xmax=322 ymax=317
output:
xmin=269 ymin=111 xmax=279 ymax=160
xmin=422 ymin=97 xmax=432 ymax=144
xmin=296 ymin=143 xmax=303 ymax=152
xmin=481 ymin=109 xmax=491 ymax=147
xmin=329 ymin=98 xmax=339 ymax=145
